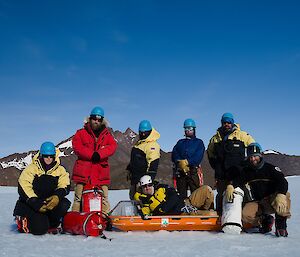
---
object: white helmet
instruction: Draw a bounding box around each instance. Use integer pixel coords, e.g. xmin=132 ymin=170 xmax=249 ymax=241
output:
xmin=139 ymin=175 xmax=152 ymax=186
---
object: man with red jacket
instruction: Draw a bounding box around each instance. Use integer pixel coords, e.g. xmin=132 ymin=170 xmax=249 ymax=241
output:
xmin=71 ymin=106 xmax=117 ymax=214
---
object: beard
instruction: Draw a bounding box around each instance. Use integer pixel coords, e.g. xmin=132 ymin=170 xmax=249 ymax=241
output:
xmin=90 ymin=121 xmax=102 ymax=131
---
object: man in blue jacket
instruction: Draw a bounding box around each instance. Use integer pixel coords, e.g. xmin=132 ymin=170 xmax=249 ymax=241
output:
xmin=172 ymin=119 xmax=205 ymax=199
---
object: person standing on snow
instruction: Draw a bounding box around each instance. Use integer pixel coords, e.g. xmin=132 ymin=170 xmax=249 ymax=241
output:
xmin=71 ymin=106 xmax=117 ymax=214
xmin=134 ymin=175 xmax=214 ymax=216
xmin=172 ymin=119 xmax=205 ymax=199
xmin=127 ymin=120 xmax=160 ymax=200
xmin=225 ymin=143 xmax=291 ymax=237
xmin=13 ymin=142 xmax=71 ymax=235
xmin=207 ymin=112 xmax=255 ymax=214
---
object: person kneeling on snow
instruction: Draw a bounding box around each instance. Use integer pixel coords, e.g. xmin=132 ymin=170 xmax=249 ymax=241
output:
xmin=134 ymin=175 xmax=214 ymax=216
xmin=225 ymin=143 xmax=291 ymax=237
xmin=13 ymin=142 xmax=71 ymax=235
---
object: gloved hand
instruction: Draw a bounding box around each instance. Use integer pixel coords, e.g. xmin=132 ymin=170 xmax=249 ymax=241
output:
xmin=39 ymin=204 xmax=48 ymax=213
xmin=27 ymin=197 xmax=45 ymax=212
xmin=177 ymin=159 xmax=190 ymax=173
xmin=45 ymin=195 xmax=60 ymax=210
xmin=272 ymin=193 xmax=288 ymax=215
xmin=154 ymin=188 xmax=166 ymax=202
xmin=225 ymin=184 xmax=235 ymax=202
xmin=91 ymin=152 xmax=100 ymax=163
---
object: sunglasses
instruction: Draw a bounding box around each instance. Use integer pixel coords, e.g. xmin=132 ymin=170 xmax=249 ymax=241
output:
xmin=222 ymin=121 xmax=232 ymax=125
xmin=42 ymin=155 xmax=55 ymax=159
xmin=142 ymin=183 xmax=153 ymax=188
xmin=90 ymin=115 xmax=103 ymax=122
xmin=184 ymin=127 xmax=194 ymax=132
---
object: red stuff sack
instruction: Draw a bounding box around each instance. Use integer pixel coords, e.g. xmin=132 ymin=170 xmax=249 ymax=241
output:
xmin=63 ymin=211 xmax=104 ymax=237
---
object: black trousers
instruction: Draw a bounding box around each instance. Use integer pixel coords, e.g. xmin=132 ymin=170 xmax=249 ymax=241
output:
xmin=176 ymin=172 xmax=200 ymax=199
xmin=14 ymin=198 xmax=71 ymax=235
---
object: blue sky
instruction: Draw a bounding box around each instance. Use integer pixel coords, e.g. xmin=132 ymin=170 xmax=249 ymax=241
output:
xmin=0 ymin=0 xmax=299 ymax=157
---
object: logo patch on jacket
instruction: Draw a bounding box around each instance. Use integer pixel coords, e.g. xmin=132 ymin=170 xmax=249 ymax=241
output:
xmin=275 ymin=167 xmax=282 ymax=172
xmin=150 ymin=147 xmax=156 ymax=150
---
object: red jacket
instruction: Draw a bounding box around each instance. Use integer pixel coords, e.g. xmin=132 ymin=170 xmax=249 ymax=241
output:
xmin=72 ymin=122 xmax=117 ymax=186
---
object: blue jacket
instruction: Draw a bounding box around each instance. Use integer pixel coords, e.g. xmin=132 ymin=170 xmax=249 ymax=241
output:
xmin=172 ymin=137 xmax=205 ymax=167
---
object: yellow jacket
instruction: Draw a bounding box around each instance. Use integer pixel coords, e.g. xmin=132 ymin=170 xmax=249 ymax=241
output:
xmin=134 ymin=128 xmax=160 ymax=169
xmin=129 ymin=128 xmax=161 ymax=183
xmin=18 ymin=149 xmax=70 ymax=200
xmin=207 ymin=124 xmax=254 ymax=179
xmin=207 ymin=124 xmax=254 ymax=159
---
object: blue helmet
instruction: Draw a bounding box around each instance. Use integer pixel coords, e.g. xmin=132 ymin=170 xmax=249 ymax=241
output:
xmin=90 ymin=106 xmax=104 ymax=117
xmin=247 ymin=143 xmax=262 ymax=158
xmin=139 ymin=120 xmax=152 ymax=132
xmin=40 ymin=141 xmax=56 ymax=155
xmin=183 ymin=118 xmax=196 ymax=128
xmin=221 ymin=112 xmax=234 ymax=124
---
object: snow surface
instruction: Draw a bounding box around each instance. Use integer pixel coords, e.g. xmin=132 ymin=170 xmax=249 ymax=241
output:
xmin=1 ymin=177 xmax=299 ymax=257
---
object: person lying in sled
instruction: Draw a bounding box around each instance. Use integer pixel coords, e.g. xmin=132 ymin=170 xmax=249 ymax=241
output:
xmin=13 ymin=142 xmax=71 ymax=235
xmin=224 ymin=143 xmax=291 ymax=237
xmin=134 ymin=175 xmax=214 ymax=216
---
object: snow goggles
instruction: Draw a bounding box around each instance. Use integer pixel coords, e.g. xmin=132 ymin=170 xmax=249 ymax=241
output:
xmin=42 ymin=154 xmax=55 ymax=159
xmin=142 ymin=183 xmax=153 ymax=188
xmin=184 ymin=127 xmax=194 ymax=132
xmin=90 ymin=115 xmax=103 ymax=122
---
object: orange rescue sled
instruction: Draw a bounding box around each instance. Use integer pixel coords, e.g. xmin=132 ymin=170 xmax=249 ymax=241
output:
xmin=109 ymin=201 xmax=221 ymax=232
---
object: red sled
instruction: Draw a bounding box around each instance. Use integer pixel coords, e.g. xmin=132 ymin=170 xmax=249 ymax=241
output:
xmin=63 ymin=211 xmax=105 ymax=237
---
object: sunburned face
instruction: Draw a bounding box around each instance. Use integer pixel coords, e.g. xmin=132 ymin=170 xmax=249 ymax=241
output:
xmin=249 ymin=155 xmax=261 ymax=167
xmin=142 ymin=183 xmax=154 ymax=195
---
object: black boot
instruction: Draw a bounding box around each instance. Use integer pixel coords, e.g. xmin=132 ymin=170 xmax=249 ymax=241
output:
xmin=259 ymin=214 xmax=274 ymax=234
xmin=275 ymin=214 xmax=288 ymax=237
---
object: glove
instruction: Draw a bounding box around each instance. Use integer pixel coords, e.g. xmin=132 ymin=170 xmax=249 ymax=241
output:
xmin=154 ymin=188 xmax=166 ymax=202
xmin=39 ymin=204 xmax=48 ymax=213
xmin=272 ymin=193 xmax=288 ymax=215
xmin=27 ymin=197 xmax=45 ymax=212
xmin=177 ymin=159 xmax=190 ymax=173
xmin=45 ymin=195 xmax=60 ymax=210
xmin=91 ymin=152 xmax=100 ymax=163
xmin=225 ymin=184 xmax=235 ymax=202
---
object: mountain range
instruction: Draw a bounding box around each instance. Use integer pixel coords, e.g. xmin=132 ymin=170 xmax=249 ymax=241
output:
xmin=1 ymin=128 xmax=299 ymax=189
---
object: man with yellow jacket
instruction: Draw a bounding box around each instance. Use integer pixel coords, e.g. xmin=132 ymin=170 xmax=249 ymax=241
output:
xmin=134 ymin=175 xmax=214 ymax=216
xmin=207 ymin=113 xmax=254 ymax=214
xmin=13 ymin=142 xmax=71 ymax=235
xmin=127 ymin=120 xmax=160 ymax=200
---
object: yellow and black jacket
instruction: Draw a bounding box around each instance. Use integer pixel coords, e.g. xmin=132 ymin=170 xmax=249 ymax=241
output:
xmin=128 ymin=128 xmax=160 ymax=184
xmin=134 ymin=184 xmax=184 ymax=216
xmin=207 ymin=124 xmax=254 ymax=180
xmin=15 ymin=149 xmax=70 ymax=214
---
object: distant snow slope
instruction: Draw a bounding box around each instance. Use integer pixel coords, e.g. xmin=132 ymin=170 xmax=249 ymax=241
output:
xmin=0 ymin=177 xmax=299 ymax=257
